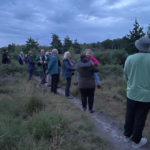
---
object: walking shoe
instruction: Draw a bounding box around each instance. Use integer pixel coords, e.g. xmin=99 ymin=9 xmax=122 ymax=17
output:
xmin=73 ymin=82 xmax=78 ymax=86
xmin=67 ymin=95 xmax=74 ymax=99
xmin=132 ymin=138 xmax=147 ymax=148
xmin=89 ymin=109 xmax=95 ymax=113
xmin=83 ymin=107 xmax=87 ymax=111
xmin=124 ymin=135 xmax=133 ymax=143
xmin=97 ymin=84 xmax=101 ymax=89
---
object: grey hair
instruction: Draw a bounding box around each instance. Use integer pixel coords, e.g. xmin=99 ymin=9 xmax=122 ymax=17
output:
xmin=63 ymin=51 xmax=70 ymax=59
xmin=52 ymin=49 xmax=58 ymax=54
xmin=20 ymin=51 xmax=23 ymax=54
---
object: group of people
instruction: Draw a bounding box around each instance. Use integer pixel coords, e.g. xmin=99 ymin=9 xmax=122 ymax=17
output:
xmin=1 ymin=36 xmax=150 ymax=149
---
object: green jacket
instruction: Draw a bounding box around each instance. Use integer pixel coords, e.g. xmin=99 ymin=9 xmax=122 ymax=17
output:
xmin=124 ymin=53 xmax=150 ymax=102
xmin=36 ymin=55 xmax=49 ymax=72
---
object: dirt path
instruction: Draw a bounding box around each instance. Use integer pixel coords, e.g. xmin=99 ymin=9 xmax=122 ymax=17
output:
xmin=35 ymin=77 xmax=149 ymax=150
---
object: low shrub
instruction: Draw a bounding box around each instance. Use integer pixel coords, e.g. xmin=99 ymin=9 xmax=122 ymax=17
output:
xmin=0 ymin=60 xmax=27 ymax=76
xmin=27 ymin=112 xmax=68 ymax=139
xmin=25 ymin=96 xmax=45 ymax=114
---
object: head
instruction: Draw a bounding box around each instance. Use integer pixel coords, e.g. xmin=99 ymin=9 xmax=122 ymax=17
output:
xmin=80 ymin=53 xmax=88 ymax=63
xmin=45 ymin=51 xmax=50 ymax=56
xmin=52 ymin=49 xmax=58 ymax=55
xmin=28 ymin=51 xmax=33 ymax=57
xmin=63 ymin=51 xmax=71 ymax=59
xmin=3 ymin=49 xmax=8 ymax=53
xmin=20 ymin=52 xmax=24 ymax=56
xmin=84 ymin=49 xmax=93 ymax=58
xmin=40 ymin=49 xmax=45 ymax=56
xmin=25 ymin=54 xmax=28 ymax=57
xmin=49 ymin=52 xmax=52 ymax=55
xmin=135 ymin=36 xmax=150 ymax=53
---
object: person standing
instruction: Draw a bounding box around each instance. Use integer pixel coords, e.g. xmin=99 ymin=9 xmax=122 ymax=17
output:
xmin=62 ymin=51 xmax=76 ymax=99
xmin=123 ymin=36 xmax=150 ymax=149
xmin=48 ymin=49 xmax=59 ymax=94
xmin=2 ymin=49 xmax=11 ymax=64
xmin=18 ymin=52 xmax=24 ymax=65
xmin=27 ymin=51 xmax=35 ymax=80
xmin=36 ymin=49 xmax=48 ymax=87
xmin=45 ymin=51 xmax=51 ymax=87
xmin=77 ymin=54 xmax=99 ymax=113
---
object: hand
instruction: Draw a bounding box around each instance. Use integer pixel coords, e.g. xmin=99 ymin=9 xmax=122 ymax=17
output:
xmin=44 ymin=61 xmax=46 ymax=64
xmin=39 ymin=61 xmax=42 ymax=64
xmin=7 ymin=56 xmax=10 ymax=59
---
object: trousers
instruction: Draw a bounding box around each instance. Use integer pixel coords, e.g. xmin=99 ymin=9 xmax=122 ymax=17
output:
xmin=124 ymin=97 xmax=150 ymax=143
xmin=65 ymin=78 xmax=71 ymax=96
xmin=51 ymin=74 xmax=59 ymax=93
xmin=79 ymin=88 xmax=95 ymax=110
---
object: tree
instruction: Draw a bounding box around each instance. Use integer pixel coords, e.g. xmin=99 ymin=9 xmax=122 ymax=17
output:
xmin=123 ymin=18 xmax=145 ymax=54
xmin=63 ymin=36 xmax=72 ymax=52
xmin=81 ymin=43 xmax=87 ymax=53
xmin=8 ymin=43 xmax=15 ymax=52
xmin=147 ymin=24 xmax=150 ymax=38
xmin=24 ymin=37 xmax=39 ymax=54
xmin=101 ymin=39 xmax=113 ymax=49
xmin=73 ymin=39 xmax=81 ymax=54
xmin=68 ymin=46 xmax=75 ymax=58
xmin=50 ymin=34 xmax=63 ymax=54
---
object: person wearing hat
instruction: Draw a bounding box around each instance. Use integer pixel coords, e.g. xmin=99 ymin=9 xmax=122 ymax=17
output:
xmin=123 ymin=36 xmax=150 ymax=148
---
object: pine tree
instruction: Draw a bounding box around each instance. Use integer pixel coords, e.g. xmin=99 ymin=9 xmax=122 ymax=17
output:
xmin=81 ymin=43 xmax=87 ymax=53
xmin=123 ymin=18 xmax=145 ymax=54
xmin=50 ymin=34 xmax=63 ymax=54
xmin=147 ymin=24 xmax=150 ymax=38
xmin=73 ymin=39 xmax=81 ymax=54
xmin=63 ymin=36 xmax=72 ymax=52
xmin=68 ymin=46 xmax=75 ymax=58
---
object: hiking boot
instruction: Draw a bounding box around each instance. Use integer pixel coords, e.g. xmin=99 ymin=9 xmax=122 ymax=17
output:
xmin=89 ymin=109 xmax=95 ymax=113
xmin=73 ymin=82 xmax=78 ymax=86
xmin=67 ymin=95 xmax=74 ymax=99
xmin=97 ymin=84 xmax=101 ymax=89
xmin=124 ymin=135 xmax=133 ymax=143
xmin=132 ymin=138 xmax=147 ymax=148
xmin=83 ymin=107 xmax=87 ymax=111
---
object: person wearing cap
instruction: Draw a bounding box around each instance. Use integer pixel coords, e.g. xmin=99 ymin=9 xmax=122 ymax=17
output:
xmin=27 ymin=51 xmax=36 ymax=80
xmin=123 ymin=36 xmax=150 ymax=148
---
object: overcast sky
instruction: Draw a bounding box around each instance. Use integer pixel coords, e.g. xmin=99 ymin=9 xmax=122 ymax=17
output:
xmin=0 ymin=0 xmax=150 ymax=47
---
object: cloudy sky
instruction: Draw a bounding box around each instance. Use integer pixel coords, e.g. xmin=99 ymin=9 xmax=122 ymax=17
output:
xmin=0 ymin=0 xmax=150 ymax=47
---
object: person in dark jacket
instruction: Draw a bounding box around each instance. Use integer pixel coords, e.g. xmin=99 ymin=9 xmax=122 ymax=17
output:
xmin=18 ymin=52 xmax=24 ymax=65
xmin=2 ymin=49 xmax=10 ymax=64
xmin=48 ymin=49 xmax=59 ymax=94
xmin=77 ymin=54 xmax=99 ymax=113
xmin=62 ymin=51 xmax=76 ymax=99
xmin=27 ymin=51 xmax=36 ymax=80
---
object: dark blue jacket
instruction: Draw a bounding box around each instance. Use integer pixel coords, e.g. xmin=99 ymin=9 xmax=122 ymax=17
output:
xmin=18 ymin=55 xmax=23 ymax=65
xmin=62 ymin=59 xmax=76 ymax=78
xmin=27 ymin=56 xmax=36 ymax=70
xmin=48 ymin=54 xmax=58 ymax=75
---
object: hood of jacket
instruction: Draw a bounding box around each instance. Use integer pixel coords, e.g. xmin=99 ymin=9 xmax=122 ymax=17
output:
xmin=77 ymin=59 xmax=92 ymax=68
xmin=49 ymin=54 xmax=57 ymax=59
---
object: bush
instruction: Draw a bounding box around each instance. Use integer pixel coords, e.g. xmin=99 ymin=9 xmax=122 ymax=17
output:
xmin=0 ymin=60 xmax=27 ymax=75
xmin=27 ymin=112 xmax=68 ymax=139
xmin=100 ymin=64 xmax=123 ymax=76
xmin=25 ymin=96 xmax=45 ymax=114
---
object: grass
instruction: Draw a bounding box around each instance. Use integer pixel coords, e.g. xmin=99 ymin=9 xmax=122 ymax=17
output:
xmin=59 ymin=59 xmax=150 ymax=147
xmin=0 ymin=73 xmax=111 ymax=150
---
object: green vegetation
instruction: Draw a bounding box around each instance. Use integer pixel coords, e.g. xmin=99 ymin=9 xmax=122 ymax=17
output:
xmin=0 ymin=74 xmax=111 ymax=150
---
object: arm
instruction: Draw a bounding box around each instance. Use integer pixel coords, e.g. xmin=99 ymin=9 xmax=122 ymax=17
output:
xmin=28 ymin=56 xmax=35 ymax=64
xmin=90 ymin=56 xmax=99 ymax=65
xmin=48 ymin=56 xmax=56 ymax=71
xmin=64 ymin=60 xmax=76 ymax=71
xmin=123 ymin=58 xmax=129 ymax=82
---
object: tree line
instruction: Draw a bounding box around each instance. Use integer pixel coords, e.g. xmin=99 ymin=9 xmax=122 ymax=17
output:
xmin=1 ymin=18 xmax=150 ymax=55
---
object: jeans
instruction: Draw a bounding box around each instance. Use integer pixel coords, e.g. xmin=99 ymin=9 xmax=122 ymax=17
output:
xmin=65 ymin=78 xmax=71 ymax=96
xmin=124 ymin=97 xmax=150 ymax=143
xmin=29 ymin=70 xmax=33 ymax=80
xmin=51 ymin=74 xmax=59 ymax=93
xmin=39 ymin=71 xmax=46 ymax=84
xmin=79 ymin=88 xmax=95 ymax=110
